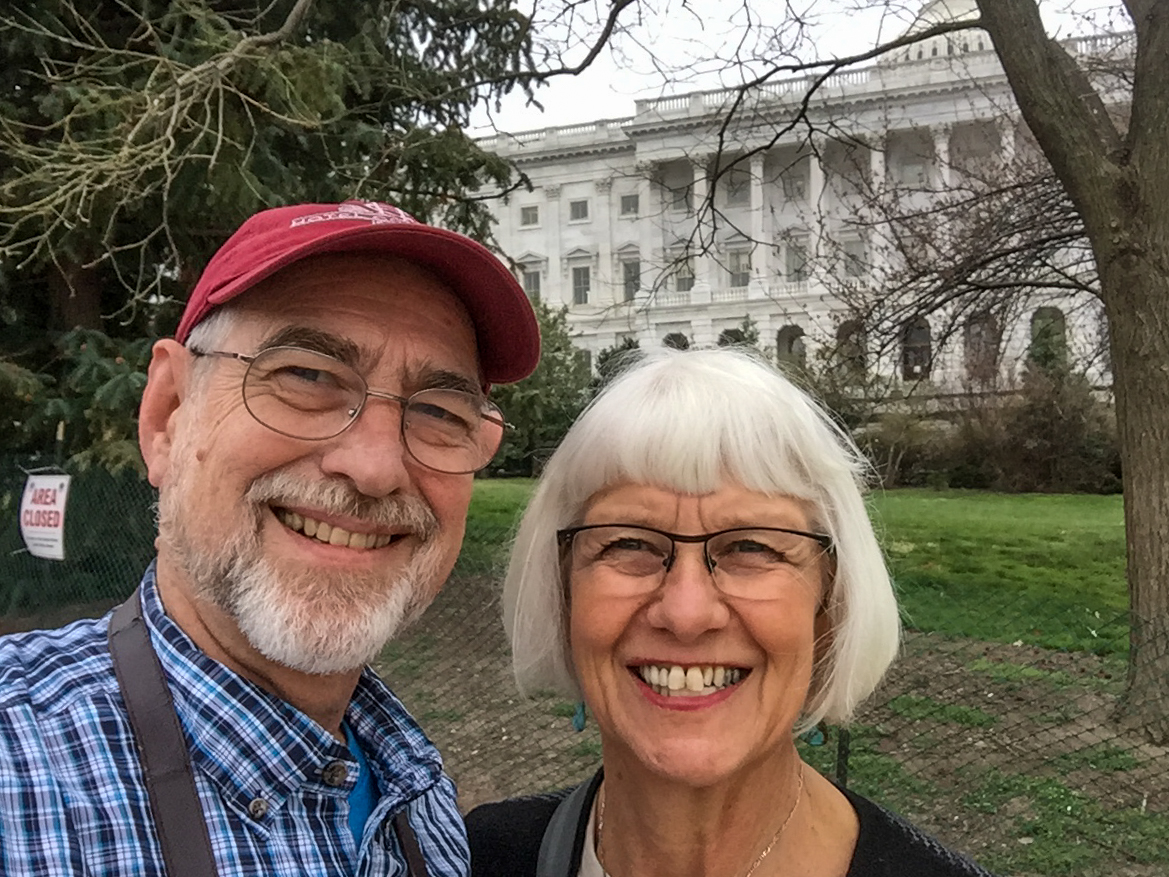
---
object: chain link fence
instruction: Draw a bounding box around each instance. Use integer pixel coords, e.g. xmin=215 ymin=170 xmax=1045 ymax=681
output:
xmin=0 ymin=454 xmax=155 ymax=629
xmin=2 ymin=455 xmax=1166 ymax=876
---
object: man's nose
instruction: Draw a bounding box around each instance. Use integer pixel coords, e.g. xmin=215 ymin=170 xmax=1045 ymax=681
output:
xmin=317 ymin=397 xmax=412 ymax=498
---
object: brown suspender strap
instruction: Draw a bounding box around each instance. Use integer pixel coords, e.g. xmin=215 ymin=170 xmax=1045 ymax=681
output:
xmin=108 ymin=590 xmax=219 ymax=877
xmin=108 ymin=588 xmax=431 ymax=877
xmin=393 ymin=810 xmax=432 ymax=877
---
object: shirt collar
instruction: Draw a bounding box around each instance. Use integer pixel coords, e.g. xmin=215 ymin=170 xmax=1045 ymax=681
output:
xmin=138 ymin=563 xmax=445 ymax=815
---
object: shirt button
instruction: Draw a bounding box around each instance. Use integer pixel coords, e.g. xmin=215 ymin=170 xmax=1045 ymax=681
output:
xmin=248 ymin=798 xmax=269 ymax=819
xmin=321 ymin=760 xmax=349 ymax=787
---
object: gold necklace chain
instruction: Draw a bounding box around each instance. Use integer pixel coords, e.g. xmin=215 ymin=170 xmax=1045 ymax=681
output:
xmin=596 ymin=763 xmax=805 ymax=877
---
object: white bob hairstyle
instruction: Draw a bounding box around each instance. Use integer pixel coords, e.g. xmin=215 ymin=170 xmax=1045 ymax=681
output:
xmin=502 ymin=346 xmax=900 ymax=729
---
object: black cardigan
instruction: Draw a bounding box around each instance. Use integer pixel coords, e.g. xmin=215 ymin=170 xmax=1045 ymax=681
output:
xmin=465 ymin=771 xmax=997 ymax=877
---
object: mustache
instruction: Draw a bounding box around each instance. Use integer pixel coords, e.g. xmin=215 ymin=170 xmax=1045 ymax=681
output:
xmin=245 ymin=471 xmax=440 ymax=539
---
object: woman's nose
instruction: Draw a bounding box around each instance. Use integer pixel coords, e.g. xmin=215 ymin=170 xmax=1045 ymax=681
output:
xmin=644 ymin=545 xmax=731 ymax=642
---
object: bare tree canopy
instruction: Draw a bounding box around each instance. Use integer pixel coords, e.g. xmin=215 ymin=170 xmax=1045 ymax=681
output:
xmin=484 ymin=0 xmax=1167 ymax=742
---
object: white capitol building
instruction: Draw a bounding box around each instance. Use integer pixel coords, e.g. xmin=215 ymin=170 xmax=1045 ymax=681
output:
xmin=480 ymin=0 xmax=1123 ymax=390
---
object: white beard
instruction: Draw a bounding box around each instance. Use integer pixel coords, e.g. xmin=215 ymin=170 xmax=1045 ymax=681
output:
xmin=160 ymin=459 xmax=444 ymax=675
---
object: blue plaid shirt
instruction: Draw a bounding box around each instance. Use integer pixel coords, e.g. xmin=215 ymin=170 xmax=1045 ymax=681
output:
xmin=0 ymin=563 xmax=469 ymax=876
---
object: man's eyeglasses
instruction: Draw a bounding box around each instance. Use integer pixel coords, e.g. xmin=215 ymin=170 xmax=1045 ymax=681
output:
xmin=557 ymin=524 xmax=833 ymax=599
xmin=188 ymin=346 xmax=507 ymax=475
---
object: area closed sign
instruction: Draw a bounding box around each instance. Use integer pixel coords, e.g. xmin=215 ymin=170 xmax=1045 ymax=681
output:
xmin=19 ymin=474 xmax=72 ymax=560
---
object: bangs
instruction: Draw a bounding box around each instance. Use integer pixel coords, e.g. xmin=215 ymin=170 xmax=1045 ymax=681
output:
xmin=549 ymin=348 xmax=856 ymax=520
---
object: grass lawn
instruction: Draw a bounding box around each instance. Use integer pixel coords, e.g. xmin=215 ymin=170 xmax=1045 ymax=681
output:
xmin=459 ymin=481 xmax=1128 ymax=654
xmin=870 ymin=489 xmax=1127 ymax=654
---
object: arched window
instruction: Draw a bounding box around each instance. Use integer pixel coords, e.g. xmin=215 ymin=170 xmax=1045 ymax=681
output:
xmin=663 ymin=332 xmax=690 ymax=350
xmin=964 ymin=312 xmax=1001 ymax=385
xmin=718 ymin=327 xmax=748 ymax=347
xmin=835 ymin=318 xmax=866 ymax=376
xmin=900 ymin=318 xmax=932 ymax=380
xmin=776 ymin=325 xmax=806 ymax=368
xmin=1029 ymin=307 xmax=1067 ymax=370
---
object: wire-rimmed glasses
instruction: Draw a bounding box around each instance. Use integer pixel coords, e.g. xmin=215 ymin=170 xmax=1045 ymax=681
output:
xmin=188 ymin=345 xmax=506 ymax=474
xmin=557 ymin=523 xmax=833 ymax=598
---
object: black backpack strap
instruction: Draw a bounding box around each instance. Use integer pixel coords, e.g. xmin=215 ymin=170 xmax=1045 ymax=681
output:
xmin=107 ymin=588 xmax=219 ymax=877
xmin=536 ymin=768 xmax=604 ymax=877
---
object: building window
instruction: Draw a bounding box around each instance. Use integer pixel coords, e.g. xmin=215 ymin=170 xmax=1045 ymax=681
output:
xmin=670 ymin=185 xmax=692 ymax=212
xmin=521 ymin=269 xmax=541 ymax=301
xmin=569 ymin=199 xmax=590 ymax=221
xmin=784 ymin=241 xmax=808 ymax=282
xmin=620 ymin=194 xmax=639 ymax=215
xmin=575 ymin=348 xmax=592 ymax=373
xmin=726 ymin=168 xmax=750 ymax=206
xmin=842 ymin=238 xmax=866 ymax=278
xmin=572 ymin=266 xmax=591 ymax=304
xmin=901 ymin=318 xmax=932 ymax=380
xmin=895 ymin=160 xmax=928 ymax=187
xmin=728 ymin=250 xmax=751 ymax=288
xmin=782 ymin=174 xmax=806 ymax=202
xmin=1029 ymin=306 xmax=1067 ymax=370
xmin=674 ymin=258 xmax=695 ymax=292
xmin=663 ymin=332 xmax=690 ymax=350
xmin=622 ymin=260 xmax=641 ymax=301
xmin=718 ymin=326 xmax=749 ymax=347
xmin=520 ymin=205 xmax=539 ymax=226
xmin=964 ymin=311 xmax=1001 ymax=385
xmin=776 ymin=325 xmax=806 ymax=369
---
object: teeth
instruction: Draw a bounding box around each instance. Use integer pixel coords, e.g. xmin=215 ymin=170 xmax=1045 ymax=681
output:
xmin=275 ymin=509 xmax=391 ymax=551
xmin=637 ymin=663 xmax=746 ymax=697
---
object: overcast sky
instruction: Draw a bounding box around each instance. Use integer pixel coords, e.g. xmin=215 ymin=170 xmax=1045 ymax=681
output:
xmin=469 ymin=0 xmax=1123 ymax=135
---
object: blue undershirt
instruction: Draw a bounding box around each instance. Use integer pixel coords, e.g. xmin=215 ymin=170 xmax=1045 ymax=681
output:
xmin=343 ymin=722 xmax=378 ymax=848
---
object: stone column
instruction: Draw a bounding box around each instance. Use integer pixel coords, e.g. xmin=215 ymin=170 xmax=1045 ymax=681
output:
xmin=595 ymin=177 xmax=614 ymax=303
xmin=544 ymin=184 xmax=563 ymax=304
xmin=691 ymin=156 xmax=713 ymax=302
xmin=933 ymin=124 xmax=953 ymax=189
xmin=997 ymin=116 xmax=1017 ymax=167
xmin=869 ymin=136 xmax=886 ymax=194
xmin=807 ymin=139 xmax=827 ymax=261
xmin=636 ymin=161 xmax=657 ymax=301
xmin=748 ymin=153 xmax=768 ymax=300
xmin=867 ymin=135 xmax=889 ymax=282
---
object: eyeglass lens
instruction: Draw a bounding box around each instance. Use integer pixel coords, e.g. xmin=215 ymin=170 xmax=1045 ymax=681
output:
xmin=240 ymin=347 xmax=503 ymax=474
xmin=565 ymin=525 xmax=825 ymax=598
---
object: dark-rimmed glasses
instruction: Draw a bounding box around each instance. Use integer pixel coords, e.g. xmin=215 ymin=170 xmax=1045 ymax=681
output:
xmin=557 ymin=524 xmax=833 ymax=599
xmin=188 ymin=346 xmax=506 ymax=475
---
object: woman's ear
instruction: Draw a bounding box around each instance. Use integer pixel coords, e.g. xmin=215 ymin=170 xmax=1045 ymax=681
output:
xmin=138 ymin=340 xmax=191 ymax=488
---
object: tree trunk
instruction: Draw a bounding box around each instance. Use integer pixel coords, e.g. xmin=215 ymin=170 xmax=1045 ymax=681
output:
xmin=1103 ymin=255 xmax=1169 ymax=744
xmin=47 ymin=262 xmax=103 ymax=331
xmin=978 ymin=0 xmax=1169 ymax=743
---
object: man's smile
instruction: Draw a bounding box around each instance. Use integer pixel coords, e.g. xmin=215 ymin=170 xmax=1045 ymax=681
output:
xmin=273 ymin=506 xmax=406 ymax=550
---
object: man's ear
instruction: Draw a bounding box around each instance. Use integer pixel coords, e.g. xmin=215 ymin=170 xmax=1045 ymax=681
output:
xmin=138 ymin=340 xmax=191 ymax=488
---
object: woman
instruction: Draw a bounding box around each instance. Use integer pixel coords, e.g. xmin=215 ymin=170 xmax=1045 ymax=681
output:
xmin=467 ymin=347 xmax=994 ymax=877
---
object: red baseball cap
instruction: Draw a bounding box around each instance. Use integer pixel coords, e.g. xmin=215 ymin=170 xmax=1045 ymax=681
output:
xmin=174 ymin=200 xmax=540 ymax=385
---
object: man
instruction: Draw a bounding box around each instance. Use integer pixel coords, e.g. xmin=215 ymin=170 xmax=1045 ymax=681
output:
xmin=0 ymin=201 xmax=540 ymax=876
